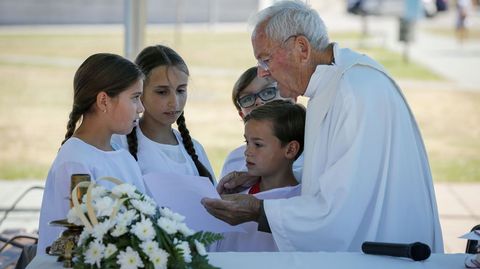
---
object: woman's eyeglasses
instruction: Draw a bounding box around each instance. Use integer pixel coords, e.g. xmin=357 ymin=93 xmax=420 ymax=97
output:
xmin=237 ymin=87 xmax=278 ymax=108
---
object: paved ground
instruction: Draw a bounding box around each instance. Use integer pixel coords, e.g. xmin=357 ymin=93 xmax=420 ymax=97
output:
xmin=0 ymin=180 xmax=478 ymax=254
xmin=319 ymin=1 xmax=480 ymax=92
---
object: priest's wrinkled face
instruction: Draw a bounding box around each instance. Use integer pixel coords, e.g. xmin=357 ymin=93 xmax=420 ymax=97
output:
xmin=243 ymin=119 xmax=290 ymax=177
xmin=252 ymin=24 xmax=306 ymax=99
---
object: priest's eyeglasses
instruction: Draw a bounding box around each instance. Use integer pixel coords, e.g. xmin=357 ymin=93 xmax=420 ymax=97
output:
xmin=257 ymin=34 xmax=298 ymax=72
xmin=237 ymin=87 xmax=278 ymax=108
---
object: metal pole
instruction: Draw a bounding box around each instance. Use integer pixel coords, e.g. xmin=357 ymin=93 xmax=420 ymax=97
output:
xmin=174 ymin=0 xmax=184 ymax=47
xmin=124 ymin=0 xmax=147 ymax=60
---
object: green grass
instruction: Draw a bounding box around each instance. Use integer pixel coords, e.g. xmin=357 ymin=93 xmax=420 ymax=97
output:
xmin=358 ymin=47 xmax=443 ymax=80
xmin=0 ymin=162 xmax=49 ymax=180
xmin=0 ymin=26 xmax=478 ymax=182
xmin=431 ymin=159 xmax=480 ymax=182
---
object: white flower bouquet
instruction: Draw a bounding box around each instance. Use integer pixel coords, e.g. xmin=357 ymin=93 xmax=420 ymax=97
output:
xmin=67 ymin=177 xmax=222 ymax=269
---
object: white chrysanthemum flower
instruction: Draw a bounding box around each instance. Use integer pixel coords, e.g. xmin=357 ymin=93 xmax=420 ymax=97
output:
xmin=143 ymin=194 xmax=157 ymax=207
xmin=157 ymin=217 xmax=178 ymax=234
xmin=78 ymin=228 xmax=91 ymax=246
xmin=84 ymin=240 xmax=105 ymax=267
xmin=159 ymin=207 xmax=173 ymax=218
xmin=149 ymin=248 xmax=169 ymax=269
xmin=104 ymin=243 xmax=118 ymax=259
xmin=176 ymin=240 xmax=192 ymax=263
xmin=92 ymin=185 xmax=107 ymax=198
xmin=159 ymin=207 xmax=185 ymax=222
xmin=140 ymin=240 xmax=158 ymax=256
xmin=112 ymin=183 xmax=137 ymax=197
xmin=92 ymin=220 xmax=114 ymax=240
xmin=116 ymin=209 xmax=138 ymax=227
xmin=116 ymin=246 xmax=144 ymax=269
xmin=81 ymin=185 xmax=106 ymax=203
xmin=111 ymin=224 xmax=128 ymax=237
xmin=177 ymin=222 xmax=194 ymax=236
xmin=131 ymin=217 xmax=155 ymax=241
xmin=93 ymin=196 xmax=115 ymax=217
xmin=66 ymin=208 xmax=83 ymax=226
xmin=130 ymin=199 xmax=156 ymax=216
xmin=194 ymin=240 xmax=207 ymax=256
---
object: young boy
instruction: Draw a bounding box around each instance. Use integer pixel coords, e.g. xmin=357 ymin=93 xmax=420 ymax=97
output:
xmin=216 ymin=99 xmax=306 ymax=251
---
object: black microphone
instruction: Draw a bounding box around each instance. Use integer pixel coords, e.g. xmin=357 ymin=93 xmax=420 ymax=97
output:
xmin=361 ymin=241 xmax=431 ymax=261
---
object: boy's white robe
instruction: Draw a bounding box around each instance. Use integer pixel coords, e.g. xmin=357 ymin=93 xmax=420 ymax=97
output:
xmin=264 ymin=44 xmax=443 ymax=252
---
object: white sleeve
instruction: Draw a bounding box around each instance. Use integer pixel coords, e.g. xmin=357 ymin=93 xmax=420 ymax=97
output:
xmin=219 ymin=146 xmax=247 ymax=180
xmin=37 ymin=161 xmax=91 ymax=253
xmin=219 ymin=151 xmax=234 ymax=180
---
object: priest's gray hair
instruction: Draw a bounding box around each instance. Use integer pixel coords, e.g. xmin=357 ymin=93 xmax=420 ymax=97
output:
xmin=250 ymin=0 xmax=329 ymax=52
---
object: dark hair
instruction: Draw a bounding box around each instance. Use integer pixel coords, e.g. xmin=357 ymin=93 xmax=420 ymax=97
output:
xmin=62 ymin=53 xmax=143 ymax=145
xmin=128 ymin=44 xmax=214 ymax=183
xmin=232 ymin=67 xmax=258 ymax=111
xmin=244 ymin=99 xmax=306 ymax=160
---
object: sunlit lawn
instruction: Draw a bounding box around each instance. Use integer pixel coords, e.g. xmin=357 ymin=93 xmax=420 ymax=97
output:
xmin=0 ymin=26 xmax=478 ymax=182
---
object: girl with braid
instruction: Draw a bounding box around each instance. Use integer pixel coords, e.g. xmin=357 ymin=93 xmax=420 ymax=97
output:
xmin=112 ymin=44 xmax=215 ymax=185
xmin=38 ymin=53 xmax=146 ymax=253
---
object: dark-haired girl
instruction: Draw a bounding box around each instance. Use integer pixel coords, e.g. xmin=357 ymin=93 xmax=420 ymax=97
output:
xmin=112 ymin=45 xmax=215 ymax=184
xmin=38 ymin=53 xmax=146 ymax=252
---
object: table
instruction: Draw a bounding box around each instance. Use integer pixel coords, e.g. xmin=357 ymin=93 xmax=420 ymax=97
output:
xmin=26 ymin=252 xmax=467 ymax=269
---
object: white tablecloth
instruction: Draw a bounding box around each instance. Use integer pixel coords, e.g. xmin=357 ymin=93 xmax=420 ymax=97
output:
xmin=26 ymin=252 xmax=467 ymax=269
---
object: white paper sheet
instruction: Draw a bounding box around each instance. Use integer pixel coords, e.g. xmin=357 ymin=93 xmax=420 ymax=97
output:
xmin=143 ymin=172 xmax=244 ymax=233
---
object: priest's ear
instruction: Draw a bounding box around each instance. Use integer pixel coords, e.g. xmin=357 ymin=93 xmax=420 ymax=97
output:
xmin=284 ymin=140 xmax=300 ymax=160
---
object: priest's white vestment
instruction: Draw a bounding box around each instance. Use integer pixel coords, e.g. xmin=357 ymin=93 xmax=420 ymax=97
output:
xmin=264 ymin=44 xmax=443 ymax=252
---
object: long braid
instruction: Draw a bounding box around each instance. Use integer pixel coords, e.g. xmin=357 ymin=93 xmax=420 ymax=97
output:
xmin=176 ymin=113 xmax=214 ymax=184
xmin=126 ymin=126 xmax=139 ymax=161
xmin=61 ymin=107 xmax=81 ymax=145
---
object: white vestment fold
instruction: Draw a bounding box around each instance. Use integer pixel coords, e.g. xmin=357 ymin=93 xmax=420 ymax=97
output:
xmin=265 ymin=44 xmax=443 ymax=253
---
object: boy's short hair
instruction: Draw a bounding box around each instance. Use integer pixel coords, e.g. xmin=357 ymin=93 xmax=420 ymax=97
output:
xmin=244 ymin=99 xmax=306 ymax=160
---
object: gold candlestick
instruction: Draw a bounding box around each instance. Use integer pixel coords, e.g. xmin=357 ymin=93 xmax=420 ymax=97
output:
xmin=48 ymin=174 xmax=90 ymax=267
xmin=70 ymin=174 xmax=90 ymax=208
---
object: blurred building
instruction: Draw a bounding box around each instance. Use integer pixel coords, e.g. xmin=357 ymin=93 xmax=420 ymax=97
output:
xmin=0 ymin=0 xmax=258 ymax=25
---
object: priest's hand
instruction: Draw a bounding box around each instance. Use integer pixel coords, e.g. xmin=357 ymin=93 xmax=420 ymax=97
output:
xmin=217 ymin=171 xmax=260 ymax=194
xmin=201 ymin=194 xmax=261 ymax=225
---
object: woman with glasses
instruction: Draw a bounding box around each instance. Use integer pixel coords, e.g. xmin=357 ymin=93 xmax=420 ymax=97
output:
xmin=219 ymin=66 xmax=303 ymax=182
